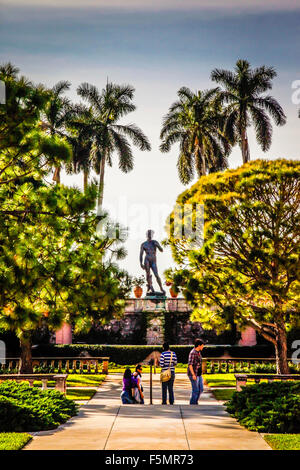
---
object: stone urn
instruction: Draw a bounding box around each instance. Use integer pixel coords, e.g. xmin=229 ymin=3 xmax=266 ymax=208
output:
xmin=134 ymin=286 xmax=143 ymax=298
xmin=169 ymin=287 xmax=178 ymax=298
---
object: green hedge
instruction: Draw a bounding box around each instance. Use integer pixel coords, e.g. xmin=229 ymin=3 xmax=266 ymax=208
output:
xmin=0 ymin=381 xmax=78 ymax=432
xmin=33 ymin=344 xmax=274 ymax=364
xmin=226 ymin=381 xmax=300 ymax=433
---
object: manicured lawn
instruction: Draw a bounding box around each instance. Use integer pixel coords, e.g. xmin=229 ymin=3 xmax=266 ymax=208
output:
xmin=0 ymin=432 xmax=32 ymax=450
xmin=66 ymin=388 xmax=97 ymax=401
xmin=211 ymin=388 xmax=235 ymax=401
xmin=203 ymin=373 xmax=236 ymax=388
xmin=66 ymin=374 xmax=106 ymax=387
xmin=264 ymin=434 xmax=300 ymax=450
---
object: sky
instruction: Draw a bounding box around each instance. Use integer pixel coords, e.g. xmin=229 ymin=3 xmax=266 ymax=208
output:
xmin=0 ymin=1 xmax=300 ymax=286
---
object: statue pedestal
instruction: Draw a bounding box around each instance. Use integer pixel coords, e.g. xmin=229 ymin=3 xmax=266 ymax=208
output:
xmin=144 ymin=292 xmax=166 ymax=300
xmin=146 ymin=312 xmax=165 ymax=345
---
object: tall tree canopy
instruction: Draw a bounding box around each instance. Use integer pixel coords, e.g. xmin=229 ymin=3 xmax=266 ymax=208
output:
xmin=166 ymin=159 xmax=300 ymax=374
xmin=0 ymin=64 xmax=131 ymax=372
xmin=160 ymin=87 xmax=230 ymax=184
xmin=211 ymin=59 xmax=286 ymax=164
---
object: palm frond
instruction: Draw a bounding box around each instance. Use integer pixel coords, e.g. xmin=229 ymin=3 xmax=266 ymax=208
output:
xmin=177 ymin=151 xmax=194 ymax=185
xmin=211 ymin=68 xmax=237 ymax=90
xmin=0 ymin=62 xmax=20 ymax=79
xmin=77 ymin=82 xmax=101 ymax=112
xmin=113 ymin=124 xmax=151 ymax=151
xmin=160 ymin=130 xmax=184 ymax=153
xmin=177 ymin=87 xmax=194 ymax=101
xmin=254 ymin=95 xmax=286 ymax=126
xmin=224 ymin=107 xmax=239 ymax=144
xmin=110 ymin=129 xmax=134 ymax=173
xmin=52 ymin=80 xmax=71 ymax=97
xmin=249 ymin=105 xmax=272 ymax=151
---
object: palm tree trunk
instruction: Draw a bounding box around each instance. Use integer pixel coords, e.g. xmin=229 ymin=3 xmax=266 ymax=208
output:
xmin=97 ymin=154 xmax=106 ymax=210
xmin=53 ymin=166 xmax=61 ymax=184
xmin=201 ymin=151 xmax=206 ymax=176
xmin=83 ymin=169 xmax=88 ymax=192
xmin=198 ymin=143 xmax=206 ymax=176
xmin=241 ymin=128 xmax=250 ymax=164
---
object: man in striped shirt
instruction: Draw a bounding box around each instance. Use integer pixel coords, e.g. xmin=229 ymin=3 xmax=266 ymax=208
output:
xmin=188 ymin=339 xmax=205 ymax=405
xmin=160 ymin=342 xmax=177 ymax=404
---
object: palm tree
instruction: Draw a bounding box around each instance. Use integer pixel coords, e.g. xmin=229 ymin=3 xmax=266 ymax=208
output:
xmin=160 ymin=87 xmax=230 ymax=184
xmin=41 ymin=80 xmax=74 ymax=183
xmin=77 ymin=82 xmax=151 ymax=209
xmin=211 ymin=59 xmax=286 ymax=164
xmin=65 ymin=104 xmax=94 ymax=192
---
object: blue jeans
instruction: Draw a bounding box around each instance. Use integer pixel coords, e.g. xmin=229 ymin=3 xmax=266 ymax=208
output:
xmin=162 ymin=372 xmax=175 ymax=404
xmin=189 ymin=375 xmax=203 ymax=404
xmin=121 ymin=390 xmax=134 ymax=404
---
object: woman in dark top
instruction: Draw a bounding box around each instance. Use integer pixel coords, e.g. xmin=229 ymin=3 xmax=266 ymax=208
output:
xmin=121 ymin=368 xmax=138 ymax=404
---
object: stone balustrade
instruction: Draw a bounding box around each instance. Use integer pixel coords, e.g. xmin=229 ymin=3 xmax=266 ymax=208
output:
xmin=1 ymin=357 xmax=110 ymax=374
xmin=234 ymin=373 xmax=300 ymax=391
xmin=2 ymin=356 xmax=297 ymax=376
xmin=124 ymin=298 xmax=192 ymax=313
xmin=202 ymin=357 xmax=299 ymax=374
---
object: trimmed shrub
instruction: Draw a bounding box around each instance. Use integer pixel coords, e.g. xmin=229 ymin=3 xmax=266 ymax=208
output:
xmin=33 ymin=344 xmax=274 ymax=364
xmin=226 ymin=381 xmax=300 ymax=433
xmin=0 ymin=381 xmax=78 ymax=432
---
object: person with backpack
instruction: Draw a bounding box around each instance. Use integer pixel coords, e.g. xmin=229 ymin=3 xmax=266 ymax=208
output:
xmin=188 ymin=339 xmax=205 ymax=405
xmin=160 ymin=342 xmax=177 ymax=405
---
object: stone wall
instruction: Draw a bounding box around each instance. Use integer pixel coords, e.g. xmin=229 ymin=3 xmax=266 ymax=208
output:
xmin=71 ymin=298 xmax=244 ymax=346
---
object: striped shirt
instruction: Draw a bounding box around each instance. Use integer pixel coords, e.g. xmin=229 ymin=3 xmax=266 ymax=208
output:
xmin=160 ymin=351 xmax=178 ymax=372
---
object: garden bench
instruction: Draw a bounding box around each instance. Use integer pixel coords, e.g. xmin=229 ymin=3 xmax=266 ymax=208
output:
xmin=235 ymin=373 xmax=300 ymax=391
xmin=0 ymin=374 xmax=68 ymax=394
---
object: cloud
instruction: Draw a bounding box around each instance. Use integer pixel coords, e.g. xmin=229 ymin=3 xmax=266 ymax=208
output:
xmin=2 ymin=0 xmax=300 ymax=10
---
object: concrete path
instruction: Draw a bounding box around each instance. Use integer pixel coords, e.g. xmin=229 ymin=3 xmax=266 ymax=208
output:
xmin=25 ymin=373 xmax=270 ymax=450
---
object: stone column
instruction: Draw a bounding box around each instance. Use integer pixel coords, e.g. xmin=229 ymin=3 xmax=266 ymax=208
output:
xmin=238 ymin=326 xmax=257 ymax=346
xmin=55 ymin=323 xmax=72 ymax=344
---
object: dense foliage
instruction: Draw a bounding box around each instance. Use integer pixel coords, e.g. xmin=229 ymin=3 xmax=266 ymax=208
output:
xmin=166 ymin=159 xmax=300 ymax=373
xmin=226 ymin=382 xmax=300 ymax=433
xmin=0 ymin=381 xmax=78 ymax=431
xmin=0 ymin=64 xmax=132 ymax=372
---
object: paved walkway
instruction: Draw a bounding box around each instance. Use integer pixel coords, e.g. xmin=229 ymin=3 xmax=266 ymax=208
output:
xmin=25 ymin=374 xmax=270 ymax=450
